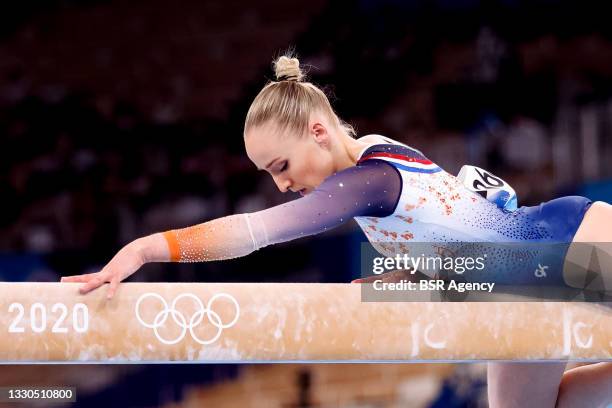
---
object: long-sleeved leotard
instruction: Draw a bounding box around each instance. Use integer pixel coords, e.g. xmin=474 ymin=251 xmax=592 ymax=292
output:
xmin=163 ymin=156 xmax=402 ymax=261
xmin=163 ymin=135 xmax=592 ymax=285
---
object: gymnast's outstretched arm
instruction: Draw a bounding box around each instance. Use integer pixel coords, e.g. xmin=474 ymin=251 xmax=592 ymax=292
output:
xmin=61 ymin=160 xmax=401 ymax=298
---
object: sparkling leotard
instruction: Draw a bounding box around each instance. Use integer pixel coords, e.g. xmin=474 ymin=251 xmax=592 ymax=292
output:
xmin=354 ymin=137 xmax=587 ymax=245
xmin=351 ymin=136 xmax=592 ymax=284
xmin=163 ymin=135 xmax=592 ymax=285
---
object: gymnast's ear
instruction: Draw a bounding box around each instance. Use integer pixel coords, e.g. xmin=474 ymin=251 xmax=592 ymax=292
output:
xmin=310 ymin=122 xmax=331 ymax=148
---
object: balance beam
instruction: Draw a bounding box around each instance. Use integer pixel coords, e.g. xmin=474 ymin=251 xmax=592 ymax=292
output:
xmin=1 ymin=283 xmax=610 ymax=362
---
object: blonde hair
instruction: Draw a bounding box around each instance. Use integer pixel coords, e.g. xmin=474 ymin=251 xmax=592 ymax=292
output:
xmin=244 ymin=54 xmax=355 ymax=139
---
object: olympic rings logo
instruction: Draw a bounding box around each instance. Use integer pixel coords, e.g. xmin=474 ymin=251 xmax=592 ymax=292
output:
xmin=135 ymin=292 xmax=240 ymax=345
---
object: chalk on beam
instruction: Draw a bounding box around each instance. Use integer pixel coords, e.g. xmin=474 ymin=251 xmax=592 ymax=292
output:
xmin=0 ymin=283 xmax=610 ymax=362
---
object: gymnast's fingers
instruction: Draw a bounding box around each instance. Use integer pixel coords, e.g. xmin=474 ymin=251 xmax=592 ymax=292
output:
xmin=60 ymin=272 xmax=100 ymax=283
xmin=106 ymin=277 xmax=120 ymax=300
xmin=78 ymin=274 xmax=108 ymax=295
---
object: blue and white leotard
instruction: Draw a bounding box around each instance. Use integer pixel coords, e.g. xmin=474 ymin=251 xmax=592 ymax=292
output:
xmin=244 ymin=135 xmax=592 ymax=285
xmin=352 ymin=135 xmax=590 ymax=244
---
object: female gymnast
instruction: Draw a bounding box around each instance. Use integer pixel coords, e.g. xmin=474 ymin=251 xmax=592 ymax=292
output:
xmin=61 ymin=55 xmax=612 ymax=407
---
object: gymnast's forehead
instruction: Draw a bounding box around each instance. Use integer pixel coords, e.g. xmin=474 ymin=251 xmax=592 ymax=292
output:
xmin=244 ymin=122 xmax=299 ymax=168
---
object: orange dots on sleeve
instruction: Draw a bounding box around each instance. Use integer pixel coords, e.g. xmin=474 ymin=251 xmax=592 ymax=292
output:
xmin=161 ymin=214 xmax=259 ymax=263
xmin=162 ymin=224 xmax=214 ymax=263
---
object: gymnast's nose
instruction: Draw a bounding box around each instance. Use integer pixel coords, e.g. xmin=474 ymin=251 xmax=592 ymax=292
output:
xmin=272 ymin=175 xmax=292 ymax=193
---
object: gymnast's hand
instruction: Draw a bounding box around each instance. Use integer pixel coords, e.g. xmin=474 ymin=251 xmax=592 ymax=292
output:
xmin=60 ymin=233 xmax=169 ymax=299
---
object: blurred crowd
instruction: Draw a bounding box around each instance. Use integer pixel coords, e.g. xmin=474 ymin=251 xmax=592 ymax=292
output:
xmin=0 ymin=86 xmax=302 ymax=283
xmin=2 ymin=1 xmax=612 ymax=407
xmin=2 ymin=0 xmax=612 ymax=283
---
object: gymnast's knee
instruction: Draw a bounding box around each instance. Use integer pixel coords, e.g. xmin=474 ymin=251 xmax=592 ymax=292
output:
xmin=555 ymin=363 xmax=612 ymax=408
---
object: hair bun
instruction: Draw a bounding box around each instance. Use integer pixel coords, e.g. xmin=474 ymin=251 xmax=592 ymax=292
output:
xmin=273 ymin=55 xmax=303 ymax=82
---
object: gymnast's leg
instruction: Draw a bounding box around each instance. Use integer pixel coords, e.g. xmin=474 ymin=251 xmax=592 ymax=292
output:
xmin=572 ymin=200 xmax=612 ymax=242
xmin=565 ymin=201 xmax=612 ymax=291
xmin=556 ymin=363 xmax=612 ymax=407
xmin=488 ymin=201 xmax=612 ymax=408
xmin=554 ymin=201 xmax=612 ymax=407
xmin=487 ymin=362 xmax=567 ymax=408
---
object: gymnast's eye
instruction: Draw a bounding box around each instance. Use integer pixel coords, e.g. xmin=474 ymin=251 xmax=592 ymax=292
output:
xmin=280 ymin=161 xmax=288 ymax=172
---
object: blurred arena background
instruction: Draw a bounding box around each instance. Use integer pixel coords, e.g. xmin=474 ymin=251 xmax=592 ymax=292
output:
xmin=1 ymin=0 xmax=611 ymax=406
